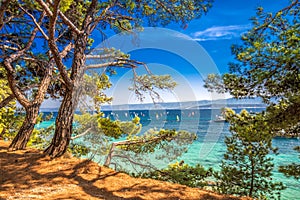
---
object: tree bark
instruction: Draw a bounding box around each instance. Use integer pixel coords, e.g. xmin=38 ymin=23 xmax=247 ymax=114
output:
xmin=4 ymin=58 xmax=53 ymax=151
xmin=104 ymin=143 xmax=117 ymax=167
xmin=44 ymin=26 xmax=89 ymax=157
xmin=0 ymin=94 xmax=15 ymax=109
xmin=44 ymin=64 xmax=86 ymax=157
xmin=44 ymin=66 xmax=85 ymax=157
xmin=8 ymin=103 xmax=40 ymax=150
xmin=0 ymin=127 xmax=6 ymax=140
xmin=44 ymin=90 xmax=77 ymax=157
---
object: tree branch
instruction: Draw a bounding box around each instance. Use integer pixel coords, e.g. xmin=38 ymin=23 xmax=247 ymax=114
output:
xmin=113 ymin=154 xmax=157 ymax=171
xmin=90 ymin=4 xmax=113 ymax=31
xmin=71 ymin=127 xmax=92 ymax=140
xmin=58 ymin=10 xmax=83 ymax=35
xmin=3 ymin=61 xmax=30 ymax=107
xmin=35 ymin=42 xmax=74 ymax=101
xmin=86 ymin=54 xmax=121 ymax=60
xmin=0 ymin=45 xmax=19 ymax=52
xmin=155 ymin=0 xmax=175 ymax=16
xmin=0 ymin=0 xmax=12 ymax=30
xmin=47 ymin=0 xmax=73 ymax=90
xmin=86 ymin=60 xmax=131 ymax=69
xmin=35 ymin=0 xmax=53 ymax=17
xmin=2 ymin=11 xmax=45 ymax=107
xmin=82 ymin=0 xmax=99 ymax=32
xmin=86 ymin=58 xmax=147 ymax=71
xmin=254 ymin=0 xmax=299 ymax=33
xmin=19 ymin=7 xmax=49 ymax=40
xmin=104 ymin=134 xmax=178 ymax=167
xmin=0 ymin=93 xmax=15 ymax=109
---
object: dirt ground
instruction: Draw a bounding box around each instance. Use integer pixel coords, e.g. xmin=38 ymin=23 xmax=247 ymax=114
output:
xmin=0 ymin=140 xmax=248 ymax=200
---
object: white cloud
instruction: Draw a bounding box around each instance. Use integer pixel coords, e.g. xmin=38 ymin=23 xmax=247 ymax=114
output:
xmin=171 ymin=32 xmax=194 ymax=41
xmin=192 ymin=24 xmax=251 ymax=41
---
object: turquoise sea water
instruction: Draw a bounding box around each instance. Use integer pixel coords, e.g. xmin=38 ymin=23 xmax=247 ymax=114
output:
xmin=38 ymin=108 xmax=300 ymax=199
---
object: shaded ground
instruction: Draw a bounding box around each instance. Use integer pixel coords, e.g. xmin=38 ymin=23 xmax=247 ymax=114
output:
xmin=0 ymin=140 xmax=248 ymax=200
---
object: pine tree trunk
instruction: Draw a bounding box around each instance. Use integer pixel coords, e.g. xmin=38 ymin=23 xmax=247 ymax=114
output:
xmin=44 ymin=91 xmax=77 ymax=158
xmin=8 ymin=104 xmax=40 ymax=151
xmin=0 ymin=127 xmax=6 ymax=140
xmin=44 ymin=73 xmax=84 ymax=158
xmin=45 ymin=34 xmax=87 ymax=158
xmin=0 ymin=94 xmax=15 ymax=109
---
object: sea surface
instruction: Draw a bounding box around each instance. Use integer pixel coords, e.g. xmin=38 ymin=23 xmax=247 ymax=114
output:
xmin=38 ymin=108 xmax=300 ymax=200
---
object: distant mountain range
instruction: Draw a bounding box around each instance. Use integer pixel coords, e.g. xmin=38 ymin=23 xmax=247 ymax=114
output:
xmin=39 ymin=97 xmax=266 ymax=112
xmin=100 ymin=98 xmax=266 ymax=111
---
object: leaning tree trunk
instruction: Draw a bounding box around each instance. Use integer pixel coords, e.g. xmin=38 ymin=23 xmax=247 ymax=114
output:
xmin=8 ymin=103 xmax=40 ymax=151
xmin=44 ymin=68 xmax=84 ymax=158
xmin=0 ymin=127 xmax=6 ymax=140
xmin=44 ymin=90 xmax=78 ymax=157
xmin=6 ymin=61 xmax=53 ymax=151
xmin=0 ymin=94 xmax=15 ymax=109
xmin=44 ymin=32 xmax=87 ymax=158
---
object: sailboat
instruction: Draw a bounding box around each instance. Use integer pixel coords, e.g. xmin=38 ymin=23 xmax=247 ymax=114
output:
xmin=176 ymin=115 xmax=180 ymax=122
xmin=213 ymin=115 xmax=226 ymax=122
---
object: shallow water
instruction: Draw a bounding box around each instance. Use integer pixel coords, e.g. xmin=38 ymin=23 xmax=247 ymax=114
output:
xmin=38 ymin=108 xmax=300 ymax=200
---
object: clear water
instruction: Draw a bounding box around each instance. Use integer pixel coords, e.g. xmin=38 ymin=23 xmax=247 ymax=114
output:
xmin=38 ymin=108 xmax=300 ymax=199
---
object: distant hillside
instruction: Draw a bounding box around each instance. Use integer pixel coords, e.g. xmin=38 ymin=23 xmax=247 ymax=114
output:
xmin=39 ymin=98 xmax=266 ymax=112
xmin=101 ymin=98 xmax=266 ymax=111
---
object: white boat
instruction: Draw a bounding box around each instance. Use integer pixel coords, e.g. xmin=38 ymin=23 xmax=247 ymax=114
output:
xmin=213 ymin=115 xmax=226 ymax=122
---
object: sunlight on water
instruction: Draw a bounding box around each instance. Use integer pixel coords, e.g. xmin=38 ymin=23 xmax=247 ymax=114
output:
xmin=38 ymin=109 xmax=300 ymax=200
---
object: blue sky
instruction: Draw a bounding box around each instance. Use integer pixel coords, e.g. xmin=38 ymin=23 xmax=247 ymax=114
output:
xmin=182 ymin=0 xmax=289 ymax=73
xmin=42 ymin=0 xmax=290 ymax=108
xmin=97 ymin=0 xmax=290 ymax=105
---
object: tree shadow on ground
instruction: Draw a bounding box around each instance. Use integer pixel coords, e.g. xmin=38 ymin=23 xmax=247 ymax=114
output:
xmin=0 ymin=142 xmax=244 ymax=200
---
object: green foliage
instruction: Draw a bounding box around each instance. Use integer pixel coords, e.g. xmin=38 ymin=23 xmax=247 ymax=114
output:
xmin=63 ymin=0 xmax=89 ymax=27
xmin=226 ymin=2 xmax=300 ymax=102
xmin=120 ymin=129 xmax=196 ymax=154
xmin=80 ymin=71 xmax=112 ymax=112
xmin=204 ymin=1 xmax=299 ymax=104
xmin=68 ymin=142 xmax=89 ymax=158
xmin=73 ymin=113 xmax=142 ymax=153
xmin=108 ymin=0 xmax=213 ymax=32
xmin=215 ymin=109 xmax=285 ymax=199
xmin=59 ymin=0 xmax=73 ymax=13
xmin=74 ymin=113 xmax=99 ymax=131
xmin=98 ymin=116 xmax=142 ymax=139
xmin=113 ymin=19 xmax=133 ymax=32
xmin=130 ymin=74 xmax=177 ymax=102
xmin=73 ymin=113 xmax=110 ymax=158
xmin=72 ymin=71 xmax=119 ymax=157
xmin=0 ymin=69 xmax=21 ymax=140
xmin=204 ymin=1 xmax=300 ymax=182
xmin=74 ymin=113 xmax=141 ymax=140
xmin=27 ymin=125 xmax=54 ymax=149
xmin=74 ymin=112 xmax=196 ymax=173
xmin=0 ymin=109 xmax=23 ymax=140
xmin=0 ymin=110 xmax=55 ymax=150
xmin=107 ymin=127 xmax=196 ymax=174
xmin=1 ymin=0 xmax=214 ymax=157
xmin=265 ymin=97 xmax=300 ymax=137
xmin=141 ymin=161 xmax=213 ymax=188
xmin=279 ymin=146 xmax=300 ymax=179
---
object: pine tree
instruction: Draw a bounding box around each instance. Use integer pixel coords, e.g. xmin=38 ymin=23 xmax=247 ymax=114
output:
xmin=204 ymin=0 xmax=300 ymax=181
xmin=215 ymin=109 xmax=285 ymax=199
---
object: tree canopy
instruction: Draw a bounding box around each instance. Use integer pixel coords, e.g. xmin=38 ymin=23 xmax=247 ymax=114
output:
xmin=204 ymin=1 xmax=299 ymax=134
xmin=0 ymin=0 xmax=214 ymax=157
xmin=216 ymin=109 xmax=285 ymax=198
xmin=204 ymin=0 xmax=300 ymax=179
